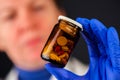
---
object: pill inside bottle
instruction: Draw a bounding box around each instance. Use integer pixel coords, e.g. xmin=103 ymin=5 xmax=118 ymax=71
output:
xmin=41 ymin=15 xmax=83 ymax=67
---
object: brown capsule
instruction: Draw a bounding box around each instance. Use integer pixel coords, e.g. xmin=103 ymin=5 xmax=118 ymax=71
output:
xmin=49 ymin=52 xmax=61 ymax=62
xmin=62 ymin=46 xmax=69 ymax=51
xmin=59 ymin=52 xmax=69 ymax=59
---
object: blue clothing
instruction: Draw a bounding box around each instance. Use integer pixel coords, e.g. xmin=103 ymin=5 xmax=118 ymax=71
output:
xmin=16 ymin=67 xmax=51 ymax=80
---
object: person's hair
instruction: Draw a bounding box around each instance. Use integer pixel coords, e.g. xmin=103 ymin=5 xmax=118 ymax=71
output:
xmin=54 ymin=0 xmax=65 ymax=10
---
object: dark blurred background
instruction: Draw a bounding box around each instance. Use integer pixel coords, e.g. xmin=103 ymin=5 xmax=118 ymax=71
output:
xmin=62 ymin=0 xmax=120 ymax=64
xmin=0 ymin=0 xmax=120 ymax=78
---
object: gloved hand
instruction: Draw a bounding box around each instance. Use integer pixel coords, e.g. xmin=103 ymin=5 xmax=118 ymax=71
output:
xmin=45 ymin=18 xmax=120 ymax=80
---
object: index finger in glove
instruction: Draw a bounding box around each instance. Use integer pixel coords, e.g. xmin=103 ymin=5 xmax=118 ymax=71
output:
xmin=76 ymin=18 xmax=95 ymax=44
xmin=90 ymin=19 xmax=108 ymax=56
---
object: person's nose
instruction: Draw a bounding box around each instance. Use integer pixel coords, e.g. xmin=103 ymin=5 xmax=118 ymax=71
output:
xmin=17 ymin=11 xmax=36 ymax=32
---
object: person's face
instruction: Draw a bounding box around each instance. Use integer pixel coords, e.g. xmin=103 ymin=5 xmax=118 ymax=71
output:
xmin=0 ymin=0 xmax=63 ymax=70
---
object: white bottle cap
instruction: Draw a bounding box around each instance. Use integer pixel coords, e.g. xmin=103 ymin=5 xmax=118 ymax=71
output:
xmin=58 ymin=15 xmax=83 ymax=31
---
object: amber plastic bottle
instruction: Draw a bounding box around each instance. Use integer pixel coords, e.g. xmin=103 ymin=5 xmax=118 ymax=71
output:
xmin=41 ymin=15 xmax=83 ymax=67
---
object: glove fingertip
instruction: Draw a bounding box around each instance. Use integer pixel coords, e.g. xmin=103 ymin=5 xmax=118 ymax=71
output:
xmin=90 ymin=18 xmax=107 ymax=28
xmin=76 ymin=17 xmax=89 ymax=24
xmin=107 ymin=27 xmax=119 ymax=46
xmin=90 ymin=18 xmax=101 ymax=24
xmin=90 ymin=18 xmax=106 ymax=30
xmin=76 ymin=17 xmax=90 ymax=31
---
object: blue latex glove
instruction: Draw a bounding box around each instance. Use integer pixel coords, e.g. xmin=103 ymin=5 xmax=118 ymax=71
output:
xmin=45 ymin=18 xmax=120 ymax=80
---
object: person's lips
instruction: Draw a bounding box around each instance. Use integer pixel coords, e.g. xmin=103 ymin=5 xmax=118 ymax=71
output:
xmin=26 ymin=38 xmax=41 ymax=48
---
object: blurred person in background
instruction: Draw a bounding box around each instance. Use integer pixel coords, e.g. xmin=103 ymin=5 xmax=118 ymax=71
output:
xmin=0 ymin=0 xmax=88 ymax=80
xmin=0 ymin=0 xmax=119 ymax=80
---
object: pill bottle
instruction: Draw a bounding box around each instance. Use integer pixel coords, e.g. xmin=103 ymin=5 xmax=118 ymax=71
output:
xmin=41 ymin=15 xmax=83 ymax=67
